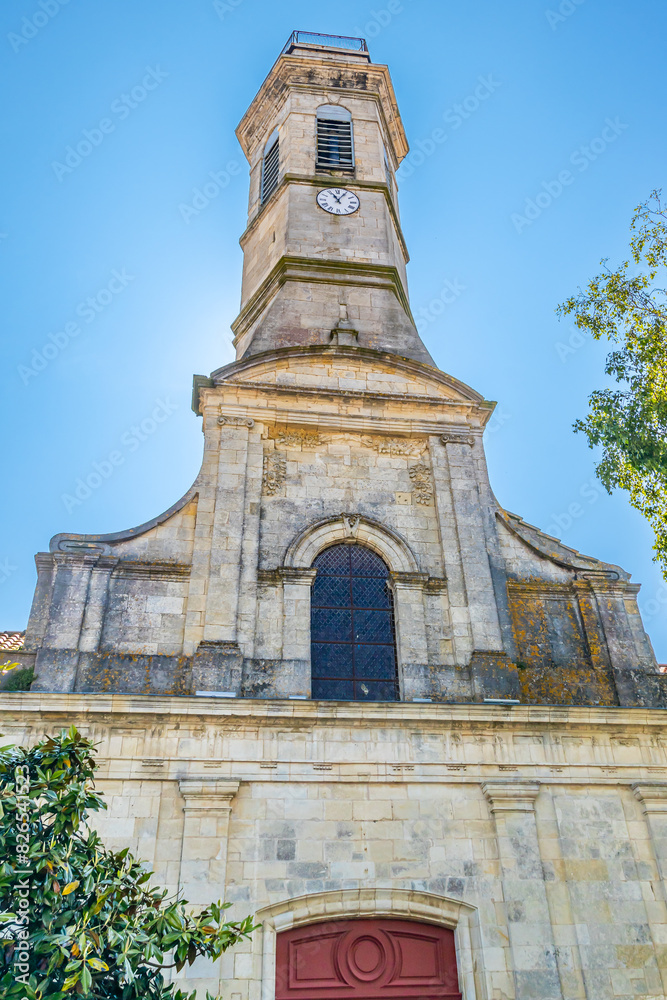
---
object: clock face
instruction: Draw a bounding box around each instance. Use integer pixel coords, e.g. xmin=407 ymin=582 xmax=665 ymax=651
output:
xmin=316 ymin=187 xmax=360 ymax=216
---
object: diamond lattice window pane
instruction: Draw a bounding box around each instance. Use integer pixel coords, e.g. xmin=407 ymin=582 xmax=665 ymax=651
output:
xmin=353 ymin=643 xmax=396 ymax=679
xmin=353 ymin=609 xmax=393 ymax=643
xmin=314 ymin=546 xmax=350 ymax=576
xmin=312 ymin=678 xmax=355 ymax=701
xmin=350 ymin=546 xmax=387 ymax=577
xmin=311 ymin=608 xmax=352 ymax=642
xmin=354 ymin=680 xmax=397 ymax=702
xmin=311 ymin=643 xmax=354 ymax=678
xmin=312 ymin=574 xmax=350 ymax=608
xmin=351 ymin=577 xmax=391 ymax=609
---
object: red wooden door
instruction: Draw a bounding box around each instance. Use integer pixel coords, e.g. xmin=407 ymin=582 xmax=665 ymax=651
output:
xmin=276 ymin=919 xmax=461 ymax=1000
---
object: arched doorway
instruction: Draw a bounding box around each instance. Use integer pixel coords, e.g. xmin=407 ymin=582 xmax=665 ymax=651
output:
xmin=310 ymin=543 xmax=398 ymax=701
xmin=276 ymin=918 xmax=461 ymax=999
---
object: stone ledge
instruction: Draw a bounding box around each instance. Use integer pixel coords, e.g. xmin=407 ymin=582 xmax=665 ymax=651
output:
xmin=2 ymin=692 xmax=666 ymax=729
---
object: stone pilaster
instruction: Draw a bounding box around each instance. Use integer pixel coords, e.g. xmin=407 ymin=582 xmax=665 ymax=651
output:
xmin=428 ymin=435 xmax=473 ymax=665
xmin=32 ymin=553 xmax=97 ymax=692
xmin=389 ymin=572 xmax=430 ymax=699
xmin=482 ymin=781 xmax=563 ymax=1000
xmin=23 ymin=552 xmax=55 ymax=651
xmin=280 ymin=568 xmax=317 ymax=696
xmin=78 ymin=557 xmax=117 ymax=652
xmin=235 ymin=428 xmax=264 ymax=661
xmin=633 ymin=783 xmax=667 ymax=890
xmin=203 ymin=417 xmax=255 ymax=643
xmin=437 ymin=435 xmax=504 ymax=654
xmin=630 ymin=783 xmax=667 ymax=996
xmin=586 ymin=580 xmax=658 ymax=705
xmin=178 ymin=778 xmax=241 ymax=906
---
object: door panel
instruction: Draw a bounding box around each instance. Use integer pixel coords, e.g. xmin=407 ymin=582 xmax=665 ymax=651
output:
xmin=276 ymin=918 xmax=461 ymax=1000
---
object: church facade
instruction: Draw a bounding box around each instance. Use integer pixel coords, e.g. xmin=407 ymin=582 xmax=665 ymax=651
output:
xmin=6 ymin=31 xmax=667 ymax=1000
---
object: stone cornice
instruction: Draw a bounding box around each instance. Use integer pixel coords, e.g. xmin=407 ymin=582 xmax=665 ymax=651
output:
xmin=199 ymin=398 xmax=488 ymax=440
xmin=231 ymin=255 xmax=415 ymax=346
xmin=4 ymin=693 xmax=667 ymax=731
xmin=210 ymin=345 xmax=487 ymax=406
xmin=235 ymin=54 xmax=408 ymax=165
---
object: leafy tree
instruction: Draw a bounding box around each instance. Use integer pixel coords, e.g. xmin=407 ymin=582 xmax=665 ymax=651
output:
xmin=0 ymin=727 xmax=255 ymax=999
xmin=558 ymin=190 xmax=667 ymax=577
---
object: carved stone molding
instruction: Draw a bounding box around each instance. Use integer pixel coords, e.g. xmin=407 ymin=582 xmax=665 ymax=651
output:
xmin=375 ymin=437 xmax=427 ymax=456
xmin=481 ymin=780 xmax=541 ymax=812
xmin=440 ymin=431 xmax=475 ymax=447
xmin=342 ymin=513 xmax=361 ymax=538
xmin=273 ymin=428 xmax=323 ymax=448
xmin=263 ymin=452 xmax=287 ymax=495
xmin=218 ymin=409 xmax=255 ymax=427
xmin=390 ymin=571 xmax=430 ymax=590
xmin=280 ymin=567 xmax=318 ymax=586
xmin=284 ymin=514 xmax=420 ymax=574
xmin=632 ymin=782 xmax=667 ymax=814
xmin=409 ymin=463 xmax=434 ymax=505
xmin=258 ymin=567 xmax=317 ymax=587
xmin=178 ymin=778 xmax=241 ymax=816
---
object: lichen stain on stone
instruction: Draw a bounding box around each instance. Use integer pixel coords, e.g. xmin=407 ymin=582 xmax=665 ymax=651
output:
xmin=508 ymin=580 xmax=617 ymax=705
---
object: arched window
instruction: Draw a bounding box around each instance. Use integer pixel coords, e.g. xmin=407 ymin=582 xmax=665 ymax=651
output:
xmin=310 ymin=544 xmax=398 ymax=701
xmin=316 ymin=105 xmax=354 ymax=171
xmin=261 ymin=128 xmax=280 ymax=203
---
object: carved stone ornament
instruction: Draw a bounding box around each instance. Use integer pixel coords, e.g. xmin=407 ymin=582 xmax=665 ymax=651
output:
xmin=440 ymin=431 xmax=474 ymax=447
xmin=274 ymin=428 xmax=323 ymax=449
xmin=341 ymin=513 xmax=361 ymax=538
xmin=375 ymin=437 xmax=427 ymax=456
xmin=218 ymin=409 xmax=255 ymax=428
xmin=263 ymin=452 xmax=287 ymax=495
xmin=409 ymin=463 xmax=434 ymax=505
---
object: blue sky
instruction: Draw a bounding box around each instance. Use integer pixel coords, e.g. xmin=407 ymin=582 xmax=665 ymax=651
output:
xmin=2 ymin=0 xmax=667 ymax=659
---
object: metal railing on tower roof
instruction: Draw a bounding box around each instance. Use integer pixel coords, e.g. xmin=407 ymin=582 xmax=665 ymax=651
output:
xmin=281 ymin=31 xmax=369 ymax=55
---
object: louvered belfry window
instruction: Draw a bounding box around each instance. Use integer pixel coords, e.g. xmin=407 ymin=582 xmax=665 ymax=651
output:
xmin=261 ymin=129 xmax=280 ymax=203
xmin=310 ymin=544 xmax=398 ymax=702
xmin=316 ymin=105 xmax=354 ymax=171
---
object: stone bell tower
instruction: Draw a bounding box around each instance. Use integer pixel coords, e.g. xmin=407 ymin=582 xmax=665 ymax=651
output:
xmin=231 ymin=31 xmax=433 ymax=364
xmin=23 ymin=31 xmax=665 ymax=710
